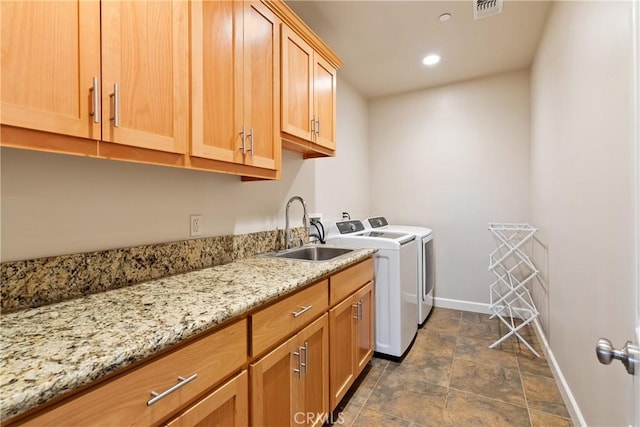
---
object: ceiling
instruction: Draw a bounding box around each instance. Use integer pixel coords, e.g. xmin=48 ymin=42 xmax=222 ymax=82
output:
xmin=286 ymin=0 xmax=552 ymax=99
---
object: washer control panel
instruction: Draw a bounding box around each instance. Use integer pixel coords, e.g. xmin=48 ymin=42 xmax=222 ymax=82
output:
xmin=368 ymin=216 xmax=388 ymax=228
xmin=336 ymin=220 xmax=365 ymax=234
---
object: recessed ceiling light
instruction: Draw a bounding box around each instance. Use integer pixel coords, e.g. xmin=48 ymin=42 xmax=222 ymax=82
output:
xmin=439 ymin=13 xmax=451 ymax=22
xmin=422 ymin=54 xmax=441 ymax=66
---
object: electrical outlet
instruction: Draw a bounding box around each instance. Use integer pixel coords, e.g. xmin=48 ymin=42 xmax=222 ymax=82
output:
xmin=309 ymin=213 xmax=323 ymax=223
xmin=190 ymin=215 xmax=203 ymax=236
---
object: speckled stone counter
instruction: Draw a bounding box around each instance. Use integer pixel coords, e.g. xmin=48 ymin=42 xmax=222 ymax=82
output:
xmin=0 ymin=248 xmax=375 ymax=421
xmin=1 ymin=227 xmax=308 ymax=313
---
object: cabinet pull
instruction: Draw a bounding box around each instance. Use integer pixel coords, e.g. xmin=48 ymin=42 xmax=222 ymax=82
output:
xmin=316 ymin=118 xmax=320 ymax=136
xmin=293 ymin=349 xmax=302 ymax=378
xmin=147 ymin=373 xmax=198 ymax=406
xmin=300 ymin=342 xmax=309 ymax=374
xmin=292 ymin=305 xmax=312 ymax=318
xmin=109 ymin=83 xmax=119 ymax=128
xmin=90 ymin=76 xmax=100 ymax=123
xmin=248 ymin=127 xmax=254 ymax=156
xmin=353 ymin=303 xmax=359 ymax=320
xmin=358 ymin=301 xmax=363 ymax=321
xmin=240 ymin=125 xmax=247 ymax=154
xmin=311 ymin=117 xmax=316 ymax=135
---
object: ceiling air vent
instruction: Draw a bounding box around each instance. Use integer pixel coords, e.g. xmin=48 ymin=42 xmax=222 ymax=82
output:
xmin=474 ymin=0 xmax=503 ymax=19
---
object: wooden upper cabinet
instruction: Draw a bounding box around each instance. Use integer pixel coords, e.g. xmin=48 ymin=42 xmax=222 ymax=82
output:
xmin=191 ymin=0 xmax=242 ymax=163
xmin=191 ymin=0 xmax=280 ymax=173
xmin=101 ymin=0 xmax=189 ymax=154
xmin=281 ymin=26 xmax=314 ymax=143
xmin=313 ymin=56 xmax=337 ymax=151
xmin=0 ymin=1 xmax=101 ymax=140
xmin=1 ymin=0 xmax=188 ymax=157
xmin=243 ymin=1 xmax=280 ymax=170
xmin=280 ymin=23 xmax=338 ymax=157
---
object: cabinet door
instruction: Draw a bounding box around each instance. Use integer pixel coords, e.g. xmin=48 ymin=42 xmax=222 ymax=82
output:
xmin=165 ymin=371 xmax=248 ymax=427
xmin=242 ymin=1 xmax=279 ymax=170
xmin=250 ymin=335 xmax=297 ymax=427
xmin=191 ymin=0 xmax=243 ymax=163
xmin=1 ymin=1 xmax=101 ymax=139
xmin=101 ymin=0 xmax=188 ymax=153
xmin=251 ymin=314 xmax=329 ymax=427
xmin=355 ymin=282 xmax=374 ymax=374
xmin=328 ymin=295 xmax=357 ymax=411
xmin=297 ymin=314 xmax=329 ymax=427
xmin=313 ymin=55 xmax=337 ymax=150
xmin=281 ymin=25 xmax=313 ymax=142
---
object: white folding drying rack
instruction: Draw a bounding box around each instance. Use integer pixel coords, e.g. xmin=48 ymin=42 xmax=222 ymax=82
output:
xmin=488 ymin=223 xmax=540 ymax=357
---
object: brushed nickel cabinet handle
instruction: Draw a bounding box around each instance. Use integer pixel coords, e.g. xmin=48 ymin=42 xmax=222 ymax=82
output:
xmin=249 ymin=128 xmax=254 ymax=156
xmin=90 ymin=76 xmax=100 ymax=123
xmin=302 ymin=341 xmax=309 ymax=374
xmin=147 ymin=373 xmax=198 ymax=406
xmin=109 ymin=83 xmax=119 ymax=128
xmin=292 ymin=305 xmax=312 ymax=318
xmin=240 ymin=125 xmax=247 ymax=154
xmin=353 ymin=303 xmax=359 ymax=320
xmin=293 ymin=349 xmax=302 ymax=378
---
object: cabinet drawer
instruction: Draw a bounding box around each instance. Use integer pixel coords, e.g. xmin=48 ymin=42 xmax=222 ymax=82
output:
xmin=329 ymin=258 xmax=374 ymax=306
xmin=251 ymin=280 xmax=328 ymax=357
xmin=21 ymin=320 xmax=247 ymax=426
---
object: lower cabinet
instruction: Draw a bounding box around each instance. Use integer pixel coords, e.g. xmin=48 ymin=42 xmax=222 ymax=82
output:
xmin=14 ymin=320 xmax=247 ymax=427
xmin=165 ymin=370 xmax=248 ymax=427
xmin=6 ymin=258 xmax=374 ymax=427
xmin=354 ymin=282 xmax=374 ymax=374
xmin=329 ymin=281 xmax=374 ymax=411
xmin=250 ymin=314 xmax=329 ymax=427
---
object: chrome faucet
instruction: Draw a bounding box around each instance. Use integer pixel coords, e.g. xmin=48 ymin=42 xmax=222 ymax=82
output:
xmin=285 ymin=196 xmax=309 ymax=249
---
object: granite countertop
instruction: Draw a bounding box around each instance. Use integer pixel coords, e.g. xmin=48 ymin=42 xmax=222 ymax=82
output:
xmin=0 ymin=248 xmax=376 ymax=421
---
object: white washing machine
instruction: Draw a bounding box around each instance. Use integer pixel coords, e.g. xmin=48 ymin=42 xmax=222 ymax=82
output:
xmin=326 ymin=220 xmax=418 ymax=358
xmin=365 ymin=216 xmax=434 ymax=326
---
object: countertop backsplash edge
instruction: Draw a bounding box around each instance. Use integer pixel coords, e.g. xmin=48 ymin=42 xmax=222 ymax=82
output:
xmin=0 ymin=227 xmax=306 ymax=313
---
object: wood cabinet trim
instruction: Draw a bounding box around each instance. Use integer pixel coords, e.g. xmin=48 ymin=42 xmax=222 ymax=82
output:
xmin=261 ymin=0 xmax=343 ymax=69
xmin=251 ymin=279 xmax=329 ymax=358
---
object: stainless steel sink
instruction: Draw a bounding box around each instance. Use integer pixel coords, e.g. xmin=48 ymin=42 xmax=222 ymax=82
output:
xmin=262 ymin=245 xmax=354 ymax=262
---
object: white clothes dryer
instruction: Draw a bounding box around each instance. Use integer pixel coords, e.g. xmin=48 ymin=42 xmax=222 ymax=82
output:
xmin=326 ymin=220 xmax=418 ymax=358
xmin=365 ymin=216 xmax=434 ymax=326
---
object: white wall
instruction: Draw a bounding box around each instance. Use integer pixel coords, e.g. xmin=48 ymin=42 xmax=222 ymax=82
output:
xmin=368 ymin=70 xmax=531 ymax=306
xmin=530 ymin=2 xmax=636 ymax=425
xmin=313 ymin=79 xmax=370 ymax=224
xmin=0 ymin=77 xmax=370 ymax=262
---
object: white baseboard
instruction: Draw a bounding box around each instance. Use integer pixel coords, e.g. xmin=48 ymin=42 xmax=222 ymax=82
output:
xmin=531 ymin=318 xmax=587 ymax=427
xmin=433 ymin=297 xmax=492 ymax=314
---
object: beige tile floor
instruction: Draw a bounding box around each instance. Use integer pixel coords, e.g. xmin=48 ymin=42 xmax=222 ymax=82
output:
xmin=333 ymin=308 xmax=573 ymax=427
